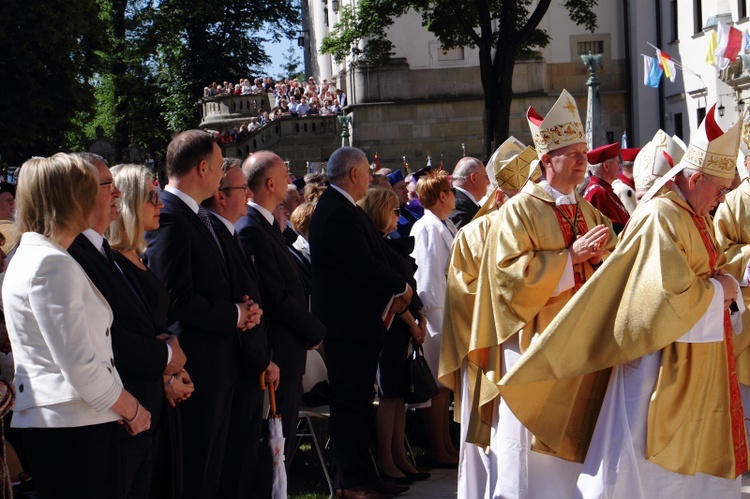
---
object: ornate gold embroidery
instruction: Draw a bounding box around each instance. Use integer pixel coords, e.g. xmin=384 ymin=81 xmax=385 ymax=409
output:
xmin=563 ymin=98 xmax=578 ymax=116
xmin=532 ymin=122 xmax=585 ymax=150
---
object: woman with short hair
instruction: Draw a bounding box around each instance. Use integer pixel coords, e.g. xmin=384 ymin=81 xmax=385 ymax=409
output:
xmin=4 ymin=153 xmax=150 ymax=499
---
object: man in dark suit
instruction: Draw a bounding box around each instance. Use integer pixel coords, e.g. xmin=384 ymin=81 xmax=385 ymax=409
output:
xmin=309 ymin=147 xmax=413 ymax=499
xmin=236 ymin=151 xmax=326 ymax=461
xmin=68 ymin=153 xmax=181 ymax=498
xmin=448 ymin=156 xmax=490 ymax=229
xmin=386 ymin=170 xmax=420 ymax=239
xmin=201 ymin=161 xmax=278 ymax=497
xmin=145 ymin=130 xmax=266 ymax=498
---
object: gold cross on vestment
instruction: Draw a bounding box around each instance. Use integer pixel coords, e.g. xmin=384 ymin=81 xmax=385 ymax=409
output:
xmin=564 ymin=99 xmax=577 ymax=116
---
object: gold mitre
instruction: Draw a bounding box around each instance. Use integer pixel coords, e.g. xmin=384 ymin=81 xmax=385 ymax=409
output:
xmin=633 ymin=129 xmax=685 ymax=192
xmin=485 ymin=136 xmax=525 ymax=186
xmin=680 ymin=104 xmax=742 ymax=180
xmin=527 ymin=89 xmax=586 ymax=155
xmin=495 ymin=146 xmax=540 ymax=191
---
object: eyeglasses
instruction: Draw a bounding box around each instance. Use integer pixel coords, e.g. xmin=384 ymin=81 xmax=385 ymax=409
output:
xmin=219 ymin=185 xmax=249 ymax=194
xmin=99 ymin=179 xmax=114 ymax=189
xmin=712 ymin=183 xmax=733 ymax=199
xmin=146 ymin=190 xmax=160 ymax=207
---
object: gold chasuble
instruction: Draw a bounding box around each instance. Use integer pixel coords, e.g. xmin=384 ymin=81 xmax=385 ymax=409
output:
xmin=499 ymin=185 xmax=750 ymax=479
xmin=466 ymin=180 xmax=616 ymax=454
xmin=714 ymin=179 xmax=750 ymax=386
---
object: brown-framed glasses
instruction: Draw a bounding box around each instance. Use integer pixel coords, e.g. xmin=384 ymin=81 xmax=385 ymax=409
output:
xmin=146 ymin=190 xmax=160 ymax=207
xmin=220 ymin=185 xmax=249 ymax=194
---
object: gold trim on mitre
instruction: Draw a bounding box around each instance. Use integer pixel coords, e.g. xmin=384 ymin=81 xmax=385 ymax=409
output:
xmin=485 ymin=136 xmax=526 ymax=187
xmin=527 ymin=89 xmax=586 ymax=155
xmin=633 ymin=129 xmax=686 ymax=192
xmin=496 ymin=147 xmax=541 ymax=192
xmin=681 ymin=104 xmax=743 ymax=180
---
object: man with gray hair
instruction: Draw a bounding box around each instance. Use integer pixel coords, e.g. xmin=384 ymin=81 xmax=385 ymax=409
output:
xmin=449 ymin=156 xmax=490 ymax=230
xmin=309 ymin=147 xmax=413 ymax=498
xmin=583 ymin=142 xmax=630 ymax=234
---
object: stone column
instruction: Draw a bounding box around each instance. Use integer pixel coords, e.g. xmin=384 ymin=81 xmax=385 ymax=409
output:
xmin=581 ymin=51 xmax=606 ymax=149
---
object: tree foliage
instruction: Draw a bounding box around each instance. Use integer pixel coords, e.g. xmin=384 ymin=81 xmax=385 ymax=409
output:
xmin=0 ymin=0 xmax=301 ymax=165
xmin=0 ymin=0 xmax=107 ymax=164
xmin=320 ymin=0 xmax=598 ymax=158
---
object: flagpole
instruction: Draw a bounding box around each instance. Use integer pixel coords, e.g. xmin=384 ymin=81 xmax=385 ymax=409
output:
xmin=646 ymin=42 xmax=704 ymax=78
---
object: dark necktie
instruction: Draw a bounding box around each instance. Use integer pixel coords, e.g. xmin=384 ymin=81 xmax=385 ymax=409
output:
xmin=272 ymin=218 xmax=283 ymax=236
xmin=197 ymin=206 xmax=225 ymax=259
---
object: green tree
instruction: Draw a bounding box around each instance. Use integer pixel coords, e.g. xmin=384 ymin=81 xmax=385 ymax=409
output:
xmin=320 ymin=0 xmax=598 ymax=158
xmin=0 ymin=0 xmax=107 ymax=164
xmin=278 ymin=46 xmax=306 ymax=81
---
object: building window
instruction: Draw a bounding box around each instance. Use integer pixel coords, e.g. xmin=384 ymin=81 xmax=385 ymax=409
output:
xmin=437 ymin=48 xmax=465 ymax=62
xmin=674 ymin=113 xmax=683 ymax=140
xmin=577 ymin=41 xmax=604 ymax=55
xmin=741 ymin=0 xmax=748 ymax=19
xmin=670 ymin=0 xmax=679 ymax=41
xmin=693 ymin=0 xmax=703 ymax=33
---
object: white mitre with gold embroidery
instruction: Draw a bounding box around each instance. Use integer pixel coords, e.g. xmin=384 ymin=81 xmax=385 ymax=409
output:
xmin=485 ymin=136 xmax=525 ymax=186
xmin=681 ymin=104 xmax=742 ymax=179
xmin=633 ymin=129 xmax=686 ymax=192
xmin=527 ymin=89 xmax=586 ymax=155
xmin=738 ymin=113 xmax=750 ymax=181
xmin=641 ymin=104 xmax=743 ymax=203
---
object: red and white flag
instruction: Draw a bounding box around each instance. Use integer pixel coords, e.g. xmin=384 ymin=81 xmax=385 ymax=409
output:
xmin=714 ymin=21 xmax=743 ymax=70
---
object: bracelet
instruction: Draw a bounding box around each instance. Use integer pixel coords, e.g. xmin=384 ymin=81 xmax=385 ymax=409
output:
xmin=123 ymin=400 xmax=140 ymax=423
xmin=164 ymin=374 xmax=176 ymax=388
xmin=396 ymin=308 xmax=409 ymax=316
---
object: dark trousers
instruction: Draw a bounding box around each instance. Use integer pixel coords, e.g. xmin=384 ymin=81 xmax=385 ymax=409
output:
xmin=275 ymin=371 xmax=303 ymax=461
xmin=180 ymin=386 xmax=234 ymax=499
xmin=325 ymin=339 xmax=380 ymax=489
xmin=22 ymin=421 xmax=122 ymax=499
xmin=120 ymin=429 xmax=153 ymax=499
xmin=219 ymin=381 xmax=265 ymax=498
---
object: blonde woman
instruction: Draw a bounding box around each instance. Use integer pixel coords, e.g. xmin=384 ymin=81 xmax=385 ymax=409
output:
xmin=109 ymin=164 xmax=194 ymax=499
xmin=359 ymin=188 xmax=430 ymax=484
xmin=3 ymin=154 xmax=150 ymax=498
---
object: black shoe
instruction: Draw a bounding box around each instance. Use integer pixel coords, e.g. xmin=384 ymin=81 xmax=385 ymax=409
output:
xmin=370 ymin=479 xmax=409 ymax=496
xmin=398 ymin=468 xmax=431 ymax=481
xmin=427 ymin=457 xmax=458 ymax=469
xmin=377 ymin=467 xmax=414 ymax=485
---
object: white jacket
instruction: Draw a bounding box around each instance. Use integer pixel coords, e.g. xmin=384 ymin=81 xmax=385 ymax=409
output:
xmin=3 ymin=232 xmax=122 ymax=428
xmin=410 ymin=210 xmax=455 ymax=316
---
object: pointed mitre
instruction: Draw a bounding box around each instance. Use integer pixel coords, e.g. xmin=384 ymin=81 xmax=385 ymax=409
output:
xmin=486 ymin=137 xmax=540 ymax=191
xmin=641 ymin=105 xmax=744 ymax=203
xmin=473 ymin=152 xmax=541 ymax=221
xmin=526 ymin=89 xmax=586 ymax=155
xmin=680 ymin=104 xmax=742 ymax=179
xmin=633 ymin=129 xmax=686 ymax=192
xmin=739 ymin=111 xmax=750 ymax=158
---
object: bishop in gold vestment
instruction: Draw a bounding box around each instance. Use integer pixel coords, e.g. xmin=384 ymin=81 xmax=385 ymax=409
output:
xmin=500 ymin=105 xmax=747 ymax=498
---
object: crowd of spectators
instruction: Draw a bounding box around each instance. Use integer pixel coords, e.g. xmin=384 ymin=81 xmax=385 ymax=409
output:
xmin=206 ymin=76 xmax=349 ymax=144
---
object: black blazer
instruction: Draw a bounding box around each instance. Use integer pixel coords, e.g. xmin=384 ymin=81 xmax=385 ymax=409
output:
xmin=68 ymin=234 xmax=167 ymax=426
xmin=144 ymin=190 xmax=242 ymax=389
xmin=448 ymin=189 xmax=480 ymax=230
xmin=309 ymin=187 xmax=406 ymax=344
xmin=208 ymin=213 xmax=271 ymax=380
xmin=235 ymin=206 xmax=326 ymax=377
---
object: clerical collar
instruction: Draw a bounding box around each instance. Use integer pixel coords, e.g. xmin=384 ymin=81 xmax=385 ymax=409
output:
xmin=165 ymin=185 xmax=199 ymax=214
xmin=453 ymin=186 xmax=479 ymax=206
xmin=248 ymin=201 xmax=275 ymax=226
xmin=540 ymin=180 xmax=577 ymax=205
xmin=330 ymin=184 xmax=357 ymax=206
xmin=207 ymin=209 xmax=235 ymax=234
xmin=82 ymin=228 xmax=104 ymax=252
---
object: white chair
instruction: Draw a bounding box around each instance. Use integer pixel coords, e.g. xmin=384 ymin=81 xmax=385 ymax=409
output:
xmin=292 ymin=350 xmax=333 ymax=499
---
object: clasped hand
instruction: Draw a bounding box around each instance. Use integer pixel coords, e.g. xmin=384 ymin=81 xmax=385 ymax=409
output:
xmin=569 ymin=224 xmax=609 ymax=265
xmin=237 ymin=295 xmax=263 ymax=331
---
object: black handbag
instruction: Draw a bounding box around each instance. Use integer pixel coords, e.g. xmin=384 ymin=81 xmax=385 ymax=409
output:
xmin=403 ymin=341 xmax=440 ymax=404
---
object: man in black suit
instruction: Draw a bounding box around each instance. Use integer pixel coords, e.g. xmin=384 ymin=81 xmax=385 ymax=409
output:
xmin=68 ymin=153 xmax=182 ymax=498
xmin=309 ymin=147 xmax=413 ymax=498
xmin=236 ymin=151 xmax=326 ymax=460
xmin=145 ymin=130 xmax=265 ymax=498
xmin=386 ymin=170 xmax=420 ymax=239
xmin=448 ymin=156 xmax=490 ymax=230
xmin=201 ymin=161 xmax=279 ymax=497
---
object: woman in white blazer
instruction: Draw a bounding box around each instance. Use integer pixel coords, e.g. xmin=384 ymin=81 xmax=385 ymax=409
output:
xmin=3 ymin=154 xmax=150 ymax=499
xmin=410 ymin=169 xmax=458 ymax=466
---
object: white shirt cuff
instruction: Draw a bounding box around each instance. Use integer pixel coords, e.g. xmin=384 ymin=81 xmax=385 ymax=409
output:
xmin=236 ymin=303 xmax=242 ymax=327
xmin=551 ymin=253 xmax=575 ymax=297
xmin=676 ymin=279 xmax=727 ymax=343
xmin=166 ymin=343 xmax=173 ymax=366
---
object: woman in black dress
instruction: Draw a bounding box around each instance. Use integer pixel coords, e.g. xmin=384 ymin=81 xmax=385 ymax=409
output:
xmin=358 ymin=187 xmax=430 ymax=483
xmin=108 ymin=164 xmax=195 ymax=499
